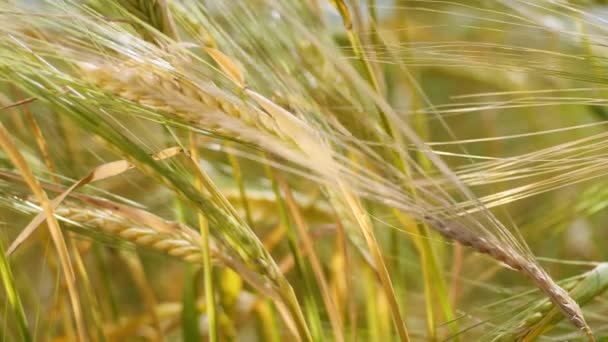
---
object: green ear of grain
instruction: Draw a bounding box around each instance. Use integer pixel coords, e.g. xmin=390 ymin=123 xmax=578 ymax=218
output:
xmin=0 ymin=238 xmax=32 ymax=342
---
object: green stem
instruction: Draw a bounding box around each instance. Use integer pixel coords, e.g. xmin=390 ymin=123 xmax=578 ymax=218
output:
xmin=0 ymin=238 xmax=31 ymax=342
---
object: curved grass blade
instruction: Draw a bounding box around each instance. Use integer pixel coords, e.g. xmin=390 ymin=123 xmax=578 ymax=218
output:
xmin=0 ymin=238 xmax=31 ymax=342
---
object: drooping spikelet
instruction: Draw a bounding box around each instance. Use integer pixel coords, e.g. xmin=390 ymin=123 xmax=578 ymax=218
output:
xmin=425 ymin=215 xmax=594 ymax=340
xmin=79 ymin=62 xmax=296 ymax=147
xmin=55 ymin=206 xmax=209 ymax=264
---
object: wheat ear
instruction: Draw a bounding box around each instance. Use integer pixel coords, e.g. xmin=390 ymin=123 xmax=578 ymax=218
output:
xmin=500 ymin=263 xmax=608 ymax=341
xmin=424 ymin=215 xmax=594 ymax=340
xmin=55 ymin=206 xmax=209 ymax=264
xmin=79 ymin=62 xmax=295 ymax=146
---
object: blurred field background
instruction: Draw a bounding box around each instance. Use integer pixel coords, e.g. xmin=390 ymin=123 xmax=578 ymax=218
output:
xmin=1 ymin=0 xmax=608 ymax=341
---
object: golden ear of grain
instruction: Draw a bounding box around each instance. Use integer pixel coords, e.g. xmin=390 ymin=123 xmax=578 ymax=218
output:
xmin=80 ymin=62 xmax=309 ymax=160
xmin=7 ymin=146 xmax=183 ymax=255
xmin=205 ymin=47 xmax=245 ymax=87
xmin=55 ymin=206 xmax=209 ymax=264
